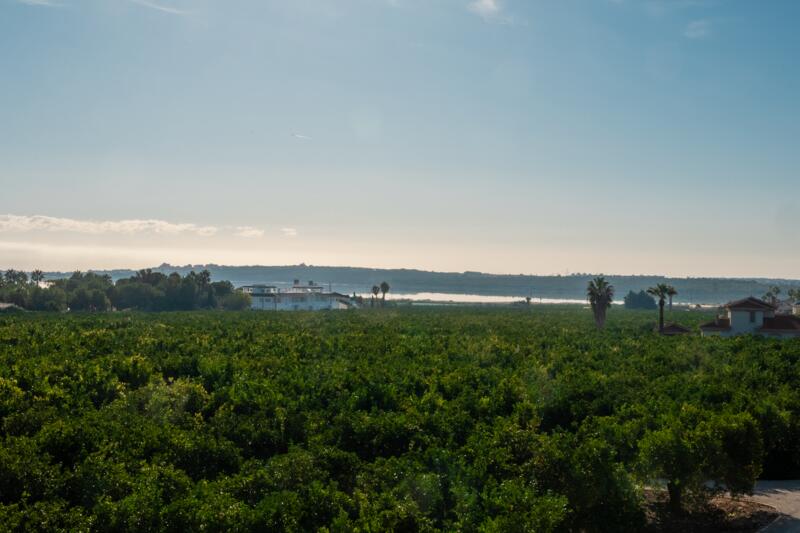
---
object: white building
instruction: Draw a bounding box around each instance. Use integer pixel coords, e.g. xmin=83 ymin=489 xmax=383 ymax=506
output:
xmin=700 ymin=297 xmax=800 ymax=339
xmin=241 ymin=280 xmax=352 ymax=311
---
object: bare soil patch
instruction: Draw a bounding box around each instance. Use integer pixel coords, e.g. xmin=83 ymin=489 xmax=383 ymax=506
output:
xmin=644 ymin=490 xmax=778 ymax=532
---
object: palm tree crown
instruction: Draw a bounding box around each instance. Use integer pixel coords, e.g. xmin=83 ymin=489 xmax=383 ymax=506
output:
xmin=647 ymin=284 xmax=677 ymax=332
xmin=587 ymin=276 xmax=614 ymax=328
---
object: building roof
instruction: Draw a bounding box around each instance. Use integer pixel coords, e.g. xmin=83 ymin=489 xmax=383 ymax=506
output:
xmin=725 ymin=297 xmax=776 ymax=311
xmin=661 ymin=323 xmax=691 ymax=336
xmin=699 ymin=317 xmax=731 ymax=331
xmin=760 ymin=315 xmax=800 ymax=332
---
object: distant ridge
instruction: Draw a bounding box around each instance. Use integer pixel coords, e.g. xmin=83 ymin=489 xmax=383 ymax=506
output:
xmin=36 ymin=264 xmax=800 ymax=305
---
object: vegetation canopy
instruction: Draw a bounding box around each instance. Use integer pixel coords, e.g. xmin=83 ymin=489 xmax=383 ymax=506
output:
xmin=0 ymin=308 xmax=796 ymax=532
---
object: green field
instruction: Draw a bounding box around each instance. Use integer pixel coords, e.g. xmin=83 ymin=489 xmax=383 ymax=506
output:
xmin=1 ymin=307 xmax=799 ymax=531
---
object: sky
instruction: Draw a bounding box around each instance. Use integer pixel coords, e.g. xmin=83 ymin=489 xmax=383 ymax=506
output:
xmin=0 ymin=0 xmax=798 ymax=278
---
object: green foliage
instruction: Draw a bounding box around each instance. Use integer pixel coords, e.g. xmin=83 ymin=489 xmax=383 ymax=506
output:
xmin=637 ymin=408 xmax=763 ymax=512
xmin=624 ymin=290 xmax=657 ymax=310
xmin=0 ymin=307 xmax=795 ymax=530
xmin=0 ymin=269 xmax=250 ymax=313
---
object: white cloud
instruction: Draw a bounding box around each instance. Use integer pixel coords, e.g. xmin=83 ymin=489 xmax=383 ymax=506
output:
xmin=281 ymin=227 xmax=298 ymax=238
xmin=128 ymin=0 xmax=187 ymax=15
xmin=0 ymin=215 xmax=217 ymax=237
xmin=234 ymin=226 xmax=265 ymax=238
xmin=15 ymin=0 xmax=60 ymax=6
xmin=684 ymin=19 xmax=710 ymax=39
xmin=468 ymin=0 xmax=500 ymax=18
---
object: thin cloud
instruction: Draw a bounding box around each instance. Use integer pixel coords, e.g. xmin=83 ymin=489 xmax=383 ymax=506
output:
xmin=281 ymin=227 xmax=298 ymax=238
xmin=0 ymin=214 xmax=217 ymax=237
xmin=15 ymin=0 xmax=60 ymax=6
xmin=292 ymin=133 xmax=313 ymax=141
xmin=468 ymin=0 xmax=500 ymax=18
xmin=128 ymin=0 xmax=187 ymax=15
xmin=234 ymin=226 xmax=265 ymax=238
xmin=684 ymin=19 xmax=711 ymax=39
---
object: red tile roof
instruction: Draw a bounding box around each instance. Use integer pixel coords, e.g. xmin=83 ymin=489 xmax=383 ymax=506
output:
xmin=699 ymin=317 xmax=731 ymax=330
xmin=725 ymin=297 xmax=776 ymax=311
xmin=661 ymin=323 xmax=691 ymax=335
xmin=760 ymin=316 xmax=800 ymax=332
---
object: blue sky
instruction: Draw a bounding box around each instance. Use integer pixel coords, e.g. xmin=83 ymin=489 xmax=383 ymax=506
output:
xmin=1 ymin=0 xmax=798 ymax=277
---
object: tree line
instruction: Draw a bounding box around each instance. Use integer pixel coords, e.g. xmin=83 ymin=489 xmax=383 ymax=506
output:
xmin=0 ymin=269 xmax=251 ymax=312
xmin=588 ymin=277 xmax=679 ymax=333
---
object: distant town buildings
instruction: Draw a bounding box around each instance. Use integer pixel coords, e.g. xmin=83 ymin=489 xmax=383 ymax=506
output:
xmin=700 ymin=297 xmax=800 ymax=339
xmin=241 ymin=280 xmax=353 ymax=311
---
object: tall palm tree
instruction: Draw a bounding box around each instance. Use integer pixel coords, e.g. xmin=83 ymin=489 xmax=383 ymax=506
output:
xmin=380 ymin=281 xmax=390 ymax=307
xmin=371 ymin=285 xmax=380 ymax=308
xmin=30 ymin=269 xmax=45 ymax=286
xmin=647 ymin=284 xmax=677 ymax=332
xmin=763 ymin=286 xmax=781 ymax=305
xmin=790 ymin=287 xmax=800 ymax=303
xmin=667 ymin=286 xmax=677 ymax=311
xmin=587 ymin=276 xmax=614 ymax=329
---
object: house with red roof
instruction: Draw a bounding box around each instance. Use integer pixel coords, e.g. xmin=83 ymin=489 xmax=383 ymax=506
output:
xmin=699 ymin=297 xmax=800 ymax=339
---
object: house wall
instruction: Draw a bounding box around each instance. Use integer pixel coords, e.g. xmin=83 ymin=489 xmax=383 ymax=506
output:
xmin=250 ymin=293 xmax=347 ymax=311
xmin=728 ymin=309 xmax=764 ymax=335
xmin=251 ymin=295 xmax=277 ymax=310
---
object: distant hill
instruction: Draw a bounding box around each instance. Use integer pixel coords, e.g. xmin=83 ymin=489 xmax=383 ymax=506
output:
xmin=38 ymin=264 xmax=800 ymax=305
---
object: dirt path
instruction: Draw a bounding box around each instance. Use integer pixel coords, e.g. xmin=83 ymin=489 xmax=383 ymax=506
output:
xmin=750 ymin=481 xmax=800 ymax=532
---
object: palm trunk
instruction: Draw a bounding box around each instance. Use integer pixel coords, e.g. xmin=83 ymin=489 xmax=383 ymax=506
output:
xmin=595 ymin=307 xmax=606 ymax=329
xmin=667 ymin=481 xmax=682 ymax=514
xmin=668 ymin=295 xmax=673 ymax=311
xmin=659 ymin=300 xmax=665 ymax=332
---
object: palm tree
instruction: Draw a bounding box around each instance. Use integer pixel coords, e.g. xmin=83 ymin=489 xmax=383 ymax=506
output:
xmin=30 ymin=269 xmax=45 ymax=286
xmin=371 ymin=285 xmax=380 ymax=308
xmin=197 ymin=270 xmax=212 ymax=289
xmin=647 ymin=284 xmax=677 ymax=332
xmin=587 ymin=276 xmax=614 ymax=329
xmin=789 ymin=287 xmax=800 ymax=303
xmin=380 ymin=281 xmax=390 ymax=307
xmin=763 ymin=286 xmax=781 ymax=305
xmin=667 ymin=286 xmax=677 ymax=311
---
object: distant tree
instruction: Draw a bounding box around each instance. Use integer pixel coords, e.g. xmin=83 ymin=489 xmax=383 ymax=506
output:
xmin=197 ymin=270 xmax=211 ymax=289
xmin=667 ymin=286 xmax=677 ymax=311
xmin=29 ymin=286 xmax=67 ymax=311
xmin=371 ymin=285 xmax=380 ymax=308
xmin=623 ymin=290 xmax=657 ymax=310
xmin=763 ymin=286 xmax=781 ymax=305
xmin=4 ymin=269 xmax=28 ymax=286
xmin=380 ymin=281 xmax=390 ymax=307
xmin=789 ymin=287 xmax=800 ymax=302
xmin=30 ymin=269 xmax=45 ymax=285
xmin=220 ymin=292 xmax=251 ymax=311
xmin=647 ymin=284 xmax=676 ymax=332
xmin=89 ymin=289 xmax=111 ymax=311
xmin=586 ymin=277 xmax=614 ymax=329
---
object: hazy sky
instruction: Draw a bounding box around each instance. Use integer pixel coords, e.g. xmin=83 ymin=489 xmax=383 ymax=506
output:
xmin=1 ymin=0 xmax=798 ymax=277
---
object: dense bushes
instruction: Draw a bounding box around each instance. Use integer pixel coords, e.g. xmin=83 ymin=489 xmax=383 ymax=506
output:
xmin=0 ymin=308 xmax=798 ymax=531
xmin=623 ymin=290 xmax=657 ymax=310
xmin=0 ymin=269 xmax=251 ymax=312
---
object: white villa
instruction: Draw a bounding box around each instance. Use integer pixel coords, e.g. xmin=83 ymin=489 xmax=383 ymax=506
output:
xmin=241 ymin=280 xmax=353 ymax=311
xmin=700 ymin=297 xmax=800 ymax=339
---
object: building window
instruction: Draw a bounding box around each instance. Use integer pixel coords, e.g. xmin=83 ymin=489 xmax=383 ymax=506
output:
xmin=749 ymin=311 xmax=756 ymax=323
